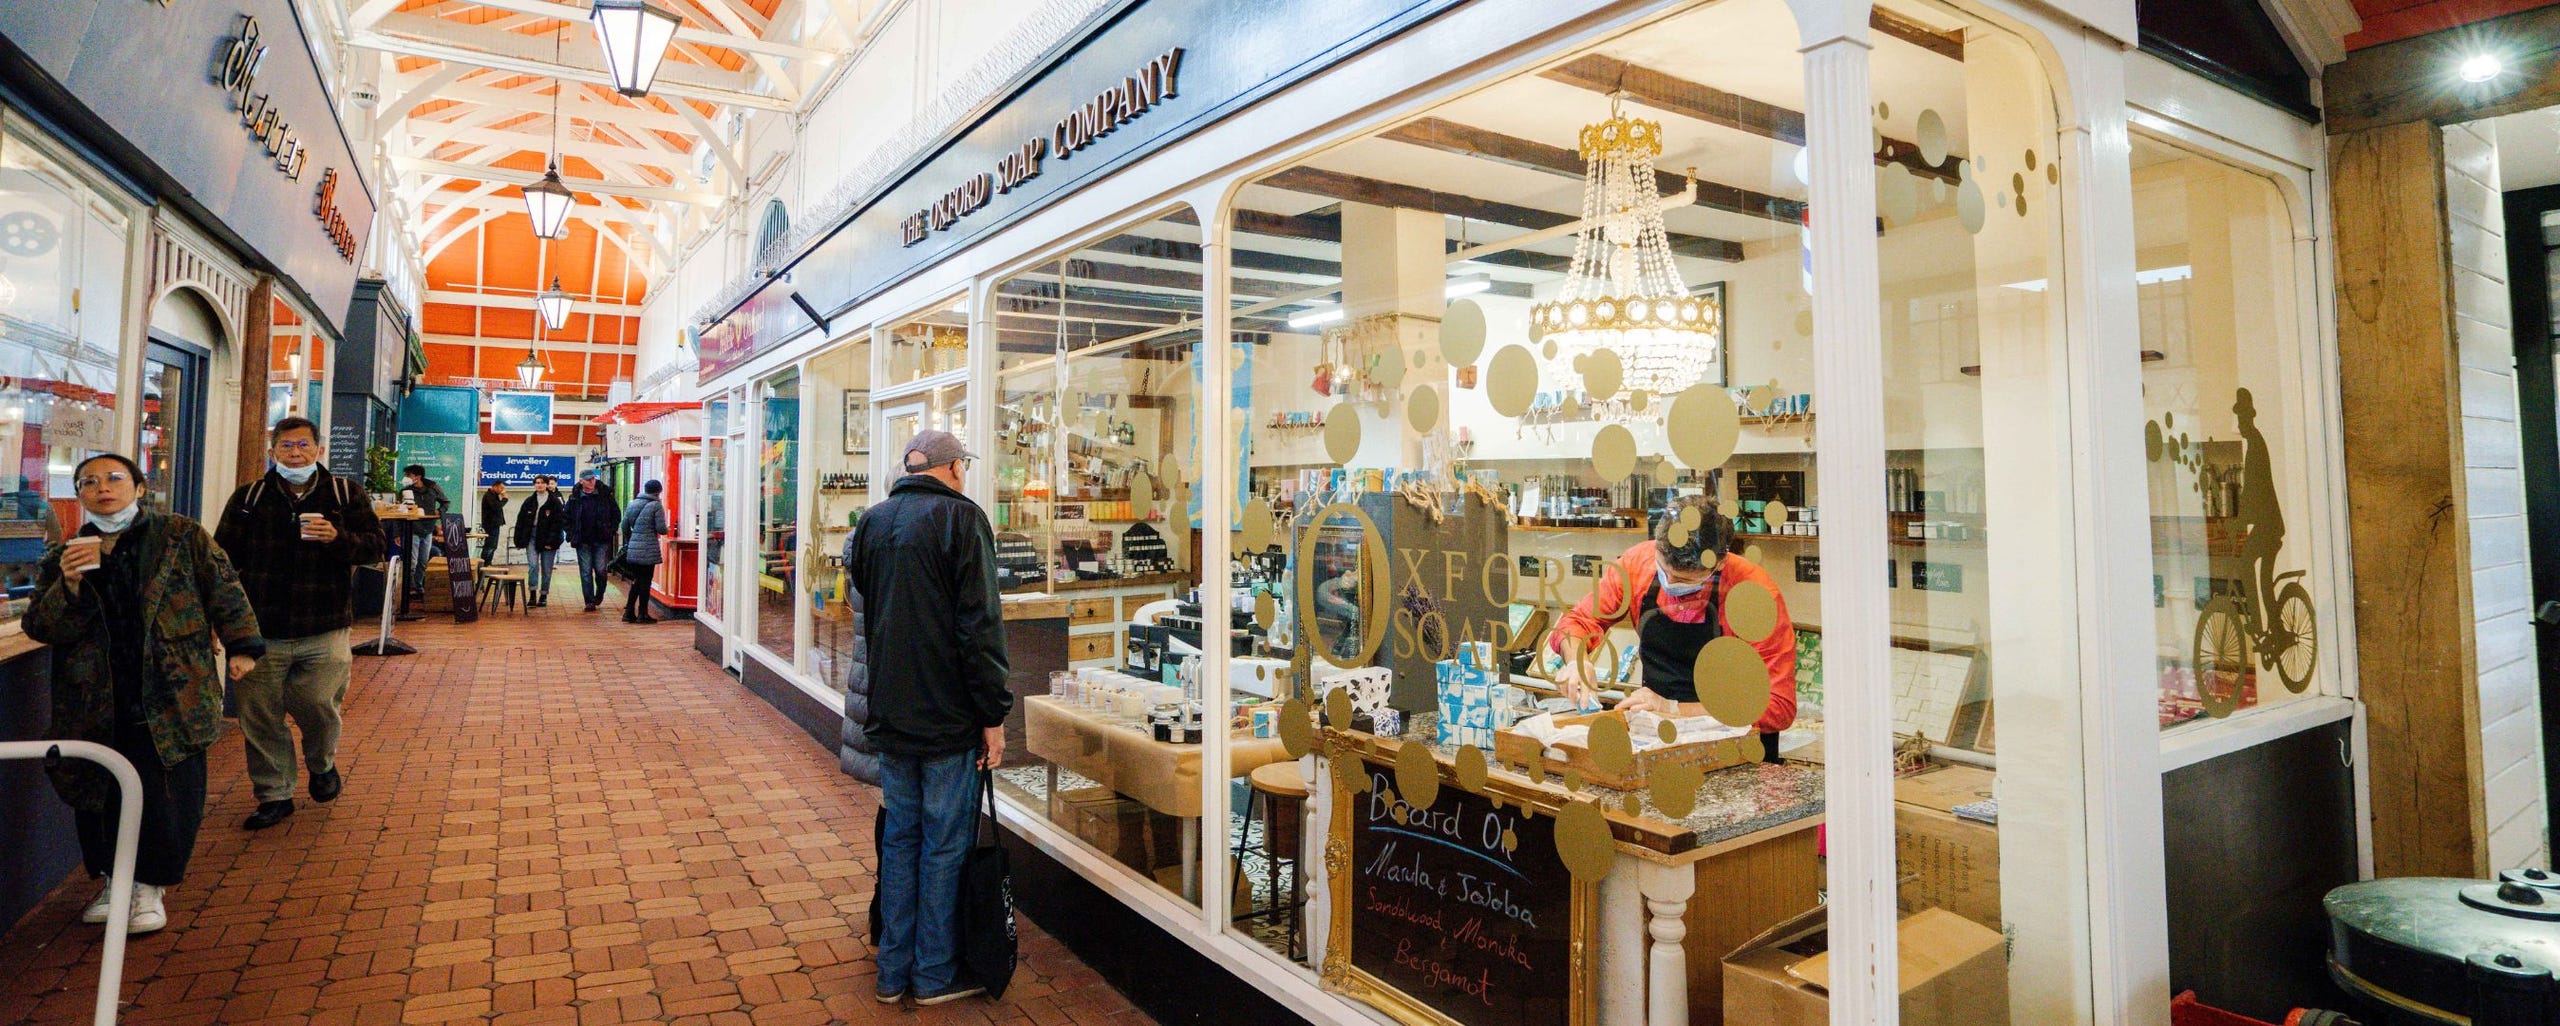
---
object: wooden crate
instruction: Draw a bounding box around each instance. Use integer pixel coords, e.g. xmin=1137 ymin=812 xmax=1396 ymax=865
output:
xmin=1493 ymin=711 xmax=1756 ymax=791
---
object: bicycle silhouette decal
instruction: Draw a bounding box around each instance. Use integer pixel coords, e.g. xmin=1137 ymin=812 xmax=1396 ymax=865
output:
xmin=2148 ymin=388 xmax=2318 ymax=718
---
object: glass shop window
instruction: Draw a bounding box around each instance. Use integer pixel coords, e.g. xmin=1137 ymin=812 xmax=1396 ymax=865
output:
xmin=807 ymin=335 xmax=873 ymax=691
xmin=885 ymin=298 xmax=969 ymax=384
xmin=704 ymin=394 xmax=731 ymax=624
xmin=986 ymin=209 xmax=1209 ymax=914
xmin=2131 ymin=134 xmax=2328 ymax=731
xmin=0 ymin=117 xmax=133 ymax=622
xmin=752 ymin=369 xmax=802 ymax=662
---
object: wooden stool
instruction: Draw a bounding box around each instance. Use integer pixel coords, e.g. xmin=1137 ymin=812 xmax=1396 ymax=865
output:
xmin=479 ymin=567 xmax=527 ymax=612
xmin=1235 ymin=761 xmax=1309 ymax=960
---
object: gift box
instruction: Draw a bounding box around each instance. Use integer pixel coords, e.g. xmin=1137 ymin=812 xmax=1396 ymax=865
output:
xmin=1434 ymin=657 xmax=1516 ymax=750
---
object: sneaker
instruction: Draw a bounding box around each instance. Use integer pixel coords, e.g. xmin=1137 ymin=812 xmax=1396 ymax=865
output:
xmin=128 ymin=884 xmax=166 ymax=934
xmin=80 ymin=884 xmax=113 ymax=924
xmin=243 ymin=800 xmax=295 ymax=830
xmin=875 ymin=987 xmax=905 ymax=1004
xmin=911 ymin=983 xmax=985 ymax=1006
xmin=310 ymin=768 xmax=341 ymax=804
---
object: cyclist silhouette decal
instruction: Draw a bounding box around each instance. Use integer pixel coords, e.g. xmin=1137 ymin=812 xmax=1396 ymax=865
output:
xmin=2183 ymin=388 xmax=2318 ymax=716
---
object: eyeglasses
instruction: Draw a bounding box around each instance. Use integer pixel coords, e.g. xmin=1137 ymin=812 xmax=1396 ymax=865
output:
xmin=75 ymin=471 xmax=132 ymax=490
xmin=274 ymin=439 xmax=318 ymax=451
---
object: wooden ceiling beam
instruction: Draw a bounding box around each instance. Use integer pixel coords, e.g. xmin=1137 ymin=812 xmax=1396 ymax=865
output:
xmin=1382 ymin=116 xmax=1808 ymax=224
xmin=1541 ymin=54 xmax=1960 ymax=185
xmin=1260 ymin=166 xmax=1744 ymax=262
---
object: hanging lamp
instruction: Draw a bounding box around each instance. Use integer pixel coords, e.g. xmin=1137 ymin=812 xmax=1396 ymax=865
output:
xmin=590 ymin=0 xmax=680 ymax=97
xmin=523 ymin=25 xmax=576 ymax=239
xmin=516 ymin=353 xmax=546 ymax=389
xmin=1529 ymin=94 xmax=1721 ymax=396
xmin=536 ymin=277 xmax=572 ymax=331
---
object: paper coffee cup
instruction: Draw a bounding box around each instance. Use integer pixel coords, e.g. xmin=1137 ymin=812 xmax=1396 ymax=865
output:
xmin=299 ymin=513 xmax=326 ymax=540
xmin=62 ymin=536 xmax=99 ymax=576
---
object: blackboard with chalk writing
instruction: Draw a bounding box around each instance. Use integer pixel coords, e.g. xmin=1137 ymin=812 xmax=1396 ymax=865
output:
xmin=1346 ymin=761 xmax=1578 ymax=1026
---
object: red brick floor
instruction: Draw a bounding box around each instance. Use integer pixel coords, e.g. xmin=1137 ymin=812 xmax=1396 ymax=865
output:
xmin=0 ymin=602 xmax=1153 ymax=1026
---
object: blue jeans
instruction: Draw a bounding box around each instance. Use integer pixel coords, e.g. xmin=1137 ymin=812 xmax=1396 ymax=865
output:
xmin=528 ymin=547 xmax=558 ymax=597
xmin=876 ymin=750 xmax=980 ymax=996
xmin=575 ymin=543 xmax=612 ymax=606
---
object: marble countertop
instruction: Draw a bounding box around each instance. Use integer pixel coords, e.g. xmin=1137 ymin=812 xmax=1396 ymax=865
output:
xmin=1378 ymin=711 xmax=1826 ymax=853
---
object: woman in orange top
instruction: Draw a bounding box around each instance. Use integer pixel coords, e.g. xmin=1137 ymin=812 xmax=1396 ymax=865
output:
xmin=1545 ymin=504 xmax=1797 ymax=760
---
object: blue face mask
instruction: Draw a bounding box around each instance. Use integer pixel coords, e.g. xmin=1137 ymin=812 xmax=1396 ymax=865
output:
xmin=1657 ymin=564 xmax=1710 ymax=598
xmin=275 ymin=462 xmax=318 ymax=485
xmin=85 ymin=503 xmax=139 ymax=535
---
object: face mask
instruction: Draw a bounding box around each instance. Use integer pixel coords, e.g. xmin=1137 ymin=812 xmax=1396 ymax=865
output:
xmin=275 ymin=462 xmax=318 ymax=485
xmin=1657 ymin=564 xmax=1709 ymax=598
xmin=85 ymin=503 xmax=139 ymax=535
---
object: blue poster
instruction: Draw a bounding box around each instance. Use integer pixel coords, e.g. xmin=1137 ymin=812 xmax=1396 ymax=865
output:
xmin=490 ymin=391 xmax=555 ymax=434
xmin=1189 ymin=342 xmax=1251 ymax=529
xmin=478 ymin=454 xmax=579 ymax=487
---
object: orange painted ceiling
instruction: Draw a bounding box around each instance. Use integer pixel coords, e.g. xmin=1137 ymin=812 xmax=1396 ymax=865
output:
xmin=2348 ymin=0 xmax=2560 ymax=47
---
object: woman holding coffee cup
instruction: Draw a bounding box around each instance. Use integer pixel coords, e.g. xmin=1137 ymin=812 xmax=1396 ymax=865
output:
xmin=25 ymin=454 xmax=265 ymax=934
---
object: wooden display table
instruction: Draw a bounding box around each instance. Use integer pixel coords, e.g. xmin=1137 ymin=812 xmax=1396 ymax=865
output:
xmin=1022 ymin=694 xmax=1290 ymax=900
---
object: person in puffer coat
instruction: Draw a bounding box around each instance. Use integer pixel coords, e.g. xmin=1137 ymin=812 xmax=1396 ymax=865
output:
xmin=837 ymin=526 xmax=878 ymax=786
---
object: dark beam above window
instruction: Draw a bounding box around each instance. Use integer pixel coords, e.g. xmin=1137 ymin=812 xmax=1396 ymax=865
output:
xmin=1541 ymin=54 xmax=1962 ymax=185
xmin=1259 ymin=166 xmax=1744 ymax=262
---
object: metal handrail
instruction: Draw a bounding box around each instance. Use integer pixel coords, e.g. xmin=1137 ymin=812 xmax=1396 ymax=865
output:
xmin=0 ymin=739 xmax=141 ymax=1025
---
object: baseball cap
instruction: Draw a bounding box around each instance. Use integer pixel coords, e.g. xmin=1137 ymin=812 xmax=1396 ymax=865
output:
xmin=903 ymin=429 xmax=976 ymax=471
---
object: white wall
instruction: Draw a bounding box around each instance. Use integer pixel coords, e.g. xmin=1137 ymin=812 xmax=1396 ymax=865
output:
xmin=2445 ymin=120 xmax=2551 ymax=871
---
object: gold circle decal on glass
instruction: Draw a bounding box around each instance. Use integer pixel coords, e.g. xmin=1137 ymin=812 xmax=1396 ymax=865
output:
xmin=1591 ymin=424 xmax=1638 ymax=482
xmin=1254 ymin=592 xmax=1276 ymax=632
xmin=1392 ymin=805 xmax=1408 ymax=825
xmin=2024 ymin=149 xmax=2038 ymax=171
xmin=1583 ymin=348 xmax=1624 ymax=400
xmin=2047 ymin=162 xmax=2061 ymax=185
xmin=1876 ymin=101 xmax=1891 ymax=120
xmin=1130 ymin=474 xmax=1156 ymax=521
xmin=1744 ymin=384 xmax=1775 ymax=413
xmin=1394 ymin=740 xmax=1440 ymax=811
xmin=1678 ymin=505 xmax=1703 ymax=531
xmin=1657 ymin=720 xmax=1679 ymax=745
xmin=1667 ymin=521 xmax=1690 ymax=548
xmin=1408 ymin=384 xmax=1443 ymax=434
xmin=1956 ymin=161 xmax=1987 ymax=235
xmin=2016 ymin=193 xmax=2028 ymax=218
xmin=1620 ymin=794 xmax=1642 ymax=817
xmin=1726 ymin=580 xmax=1780 ymax=643
xmin=1587 ymin=714 xmax=1635 ymax=778
xmin=1413 ymin=349 xmax=1428 ymax=369
xmin=1916 ymin=109 xmax=1950 ymax=167
xmin=1693 ymin=636 xmax=1769 ymax=727
xmin=1742 ymin=543 xmax=1765 ymax=567
xmin=1553 ymin=800 xmax=1615 ymax=881
xmin=1996 ymin=190 xmax=2009 ymax=210
xmin=1487 ymin=345 xmax=1539 ymax=418
xmin=2144 ymin=422 xmax=2164 ymax=463
xmin=2012 ymin=172 xmax=2026 ymax=198
xmin=1541 ymin=340 xmax=1558 ymax=360
xmin=1279 ymin=697 xmax=1315 ymax=758
xmin=1667 ymin=385 xmax=1742 ymax=470
xmin=1442 ymin=299 xmax=1488 ymax=366
xmin=1453 ymin=745 xmax=1489 ymax=794
xmin=1500 ymin=828 xmax=1519 ymax=854
xmin=1764 ymin=501 xmax=1789 ymax=528
xmin=1649 ymin=763 xmax=1703 ymax=819
xmin=1629 ymin=390 xmax=1651 ymax=413
xmin=1881 ymin=165 xmax=1918 ymax=226
xmin=1793 ymin=310 xmax=1814 ymax=337
xmin=1323 ymin=401 xmax=1362 ymax=464
xmin=1323 ymin=687 xmax=1353 ymax=730
xmin=1562 ymin=769 xmax=1583 ymax=793
xmin=1374 ymin=344 xmax=1407 ymax=390
xmin=1240 ymin=498 xmax=1275 ymax=551
xmin=1718 ymin=497 xmax=1741 ymax=522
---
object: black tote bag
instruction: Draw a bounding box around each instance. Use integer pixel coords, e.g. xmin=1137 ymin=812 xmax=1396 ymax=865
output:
xmin=959 ymin=770 xmax=1018 ymax=997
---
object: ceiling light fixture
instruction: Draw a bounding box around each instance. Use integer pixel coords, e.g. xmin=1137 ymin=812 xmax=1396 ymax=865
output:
xmin=1444 ymin=272 xmax=1494 ymax=299
xmin=2458 ymin=53 xmax=2504 ymax=83
xmin=1285 ymin=307 xmax=1346 ymax=330
xmin=1530 ymin=94 xmax=1721 ymax=397
xmin=537 ymin=278 xmax=573 ymax=332
xmin=523 ymin=25 xmax=575 ymax=240
xmin=591 ymin=0 xmax=681 ymax=97
xmin=517 ymin=352 xmax=546 ymax=389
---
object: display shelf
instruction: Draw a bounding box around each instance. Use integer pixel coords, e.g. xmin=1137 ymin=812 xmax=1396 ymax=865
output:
xmin=1513 ymin=524 xmax=1647 ymax=534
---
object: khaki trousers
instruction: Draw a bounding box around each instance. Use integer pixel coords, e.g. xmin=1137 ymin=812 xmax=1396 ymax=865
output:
xmin=235 ymin=628 xmax=353 ymax=803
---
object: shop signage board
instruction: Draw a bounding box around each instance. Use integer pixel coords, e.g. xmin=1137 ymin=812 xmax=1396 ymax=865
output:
xmin=0 ymin=0 xmax=378 ymax=334
xmin=1328 ymin=749 xmax=1592 ymax=1026
xmin=696 ymin=0 xmax=1465 ymax=380
xmin=478 ymin=454 xmax=578 ymax=487
xmin=326 ymin=420 xmax=367 ymax=481
xmin=490 ymin=391 xmax=556 ymax=435
xmin=394 ymin=433 xmax=471 ymax=503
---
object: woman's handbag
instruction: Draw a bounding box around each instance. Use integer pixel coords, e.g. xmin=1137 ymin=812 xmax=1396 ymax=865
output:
xmin=958 ymin=770 xmax=1018 ymax=997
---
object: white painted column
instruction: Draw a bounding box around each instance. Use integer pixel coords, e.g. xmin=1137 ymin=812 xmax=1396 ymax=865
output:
xmin=1637 ymin=859 xmax=1697 ymax=1026
xmin=2050 ymin=26 xmax=2171 ymax=1026
xmin=1599 ymin=860 xmax=1645 ymax=1026
xmin=1199 ymin=217 xmax=1236 ymax=935
xmin=1793 ymin=10 xmax=1898 ymax=1025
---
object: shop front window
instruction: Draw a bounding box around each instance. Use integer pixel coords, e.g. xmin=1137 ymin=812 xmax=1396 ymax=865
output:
xmin=885 ymin=298 xmax=968 ymax=384
xmin=2132 ymin=133 xmax=2328 ymax=731
xmin=703 ymin=394 xmax=731 ymax=624
xmin=0 ymin=116 xmax=132 ymax=618
xmin=753 ymin=370 xmax=801 ymax=662
xmin=807 ymin=335 xmax=872 ymax=690
xmin=985 ymin=210 xmax=1209 ymax=910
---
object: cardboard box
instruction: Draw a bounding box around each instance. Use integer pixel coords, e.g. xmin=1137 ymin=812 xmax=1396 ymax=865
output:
xmin=1050 ymin=786 xmax=1180 ymax=873
xmin=1723 ymin=906 xmax=2007 ymax=1026
xmin=1892 ymin=766 xmax=2000 ymax=929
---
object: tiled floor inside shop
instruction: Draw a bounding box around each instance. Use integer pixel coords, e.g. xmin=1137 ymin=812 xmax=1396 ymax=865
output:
xmin=0 ymin=596 xmax=1158 ymax=1026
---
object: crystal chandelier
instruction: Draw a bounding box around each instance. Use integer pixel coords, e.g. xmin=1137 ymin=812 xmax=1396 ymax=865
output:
xmin=1530 ymin=96 xmax=1721 ymax=397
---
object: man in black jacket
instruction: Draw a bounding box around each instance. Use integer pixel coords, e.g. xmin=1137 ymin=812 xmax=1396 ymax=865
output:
xmin=845 ymin=428 xmax=1010 ymax=1007
xmin=563 ymin=473 xmax=620 ymax=612
xmin=214 ymin=417 xmax=386 ymax=830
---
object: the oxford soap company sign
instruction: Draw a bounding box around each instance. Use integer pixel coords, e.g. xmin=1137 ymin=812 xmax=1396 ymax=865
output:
xmin=900 ymin=48 xmax=1185 ymax=246
xmin=217 ymin=15 xmax=360 ymax=263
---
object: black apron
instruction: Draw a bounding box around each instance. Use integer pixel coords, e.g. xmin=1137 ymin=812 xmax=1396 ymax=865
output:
xmin=1635 ymin=573 xmax=1784 ymax=763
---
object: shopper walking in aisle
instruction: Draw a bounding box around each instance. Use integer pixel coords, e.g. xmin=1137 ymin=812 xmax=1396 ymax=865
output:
xmin=27 ymin=454 xmax=264 ymax=933
xmin=618 ymin=479 xmax=668 ymax=623
xmin=512 ymin=474 xmax=566 ymax=607
xmin=844 ymin=429 xmax=1011 ymax=1006
xmin=215 ymin=417 xmax=387 ymax=831
xmin=396 ymin=465 xmax=449 ymax=598
xmin=564 ymin=473 xmax=620 ymax=612
xmin=478 ymin=480 xmax=508 ymax=565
